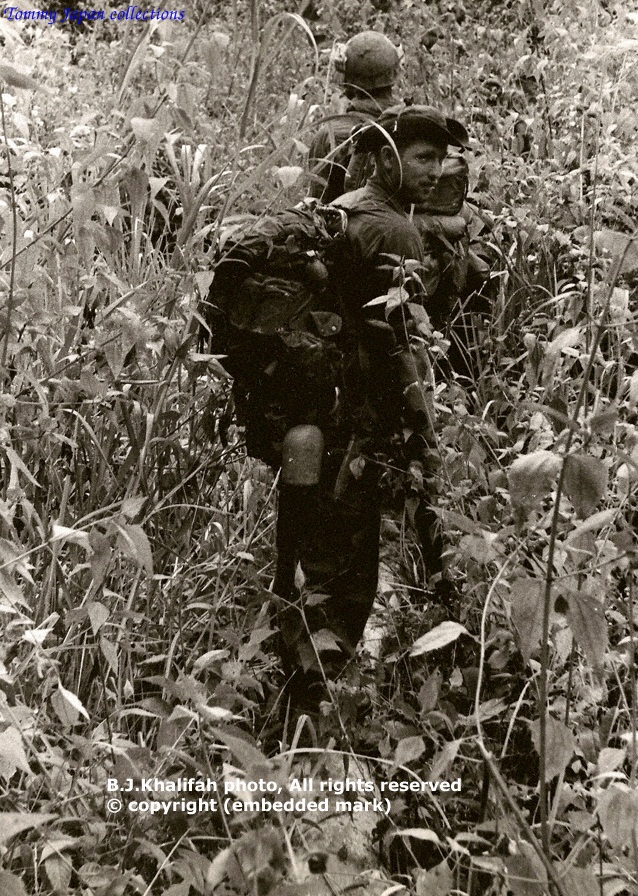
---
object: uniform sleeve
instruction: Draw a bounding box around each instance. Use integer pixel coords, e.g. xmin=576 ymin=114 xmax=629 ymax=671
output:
xmin=351 ymin=213 xmax=431 ymax=353
xmin=308 ymin=122 xmax=355 ymax=203
xmin=308 ymin=127 xmax=331 ymax=199
xmin=347 ymin=212 xmax=425 ymax=299
xmin=373 ymin=218 xmax=424 ymax=265
xmin=344 ymin=207 xmax=423 ymax=265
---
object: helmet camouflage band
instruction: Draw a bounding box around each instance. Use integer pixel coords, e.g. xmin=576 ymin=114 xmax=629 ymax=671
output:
xmin=335 ymin=31 xmax=401 ymax=92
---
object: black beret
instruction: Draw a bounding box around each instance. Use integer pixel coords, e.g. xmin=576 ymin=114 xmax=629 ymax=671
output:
xmin=354 ymin=104 xmax=469 ymax=152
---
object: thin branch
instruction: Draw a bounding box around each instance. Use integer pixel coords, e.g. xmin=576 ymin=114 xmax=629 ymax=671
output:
xmin=0 ymin=89 xmax=19 ymax=372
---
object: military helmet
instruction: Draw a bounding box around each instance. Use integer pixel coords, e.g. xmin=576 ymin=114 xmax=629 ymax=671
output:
xmin=338 ymin=31 xmax=400 ymax=92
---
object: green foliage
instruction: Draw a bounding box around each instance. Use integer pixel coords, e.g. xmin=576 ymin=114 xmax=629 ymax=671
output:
xmin=0 ymin=0 xmax=637 ymax=894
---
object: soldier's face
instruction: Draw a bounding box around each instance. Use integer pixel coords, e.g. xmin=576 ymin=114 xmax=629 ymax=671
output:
xmin=383 ymin=139 xmax=447 ymax=205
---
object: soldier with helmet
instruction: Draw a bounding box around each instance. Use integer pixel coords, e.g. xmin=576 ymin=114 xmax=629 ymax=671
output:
xmin=308 ymin=30 xmax=401 ymax=203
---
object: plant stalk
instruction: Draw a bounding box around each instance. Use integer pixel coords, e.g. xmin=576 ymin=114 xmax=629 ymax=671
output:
xmin=537 ymin=230 xmax=638 ymax=855
xmin=0 ymin=88 xmax=19 ymax=374
xmin=477 ymin=743 xmax=569 ymax=896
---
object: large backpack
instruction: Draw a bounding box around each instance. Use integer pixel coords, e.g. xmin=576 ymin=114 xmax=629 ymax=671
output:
xmin=203 ymin=200 xmax=347 ymax=467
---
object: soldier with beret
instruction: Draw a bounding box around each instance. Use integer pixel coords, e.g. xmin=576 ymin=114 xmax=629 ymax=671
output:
xmin=276 ymin=105 xmax=469 ymax=716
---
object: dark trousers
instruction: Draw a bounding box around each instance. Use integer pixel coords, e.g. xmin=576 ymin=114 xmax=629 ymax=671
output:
xmin=273 ymin=445 xmax=443 ymax=710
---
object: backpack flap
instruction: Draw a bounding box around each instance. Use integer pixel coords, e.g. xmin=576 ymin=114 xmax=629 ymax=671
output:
xmin=227 ymin=274 xmax=314 ymax=335
xmin=204 ymin=201 xmax=347 ymax=466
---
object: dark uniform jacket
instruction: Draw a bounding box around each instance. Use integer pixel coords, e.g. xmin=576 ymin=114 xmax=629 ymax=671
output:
xmin=331 ymin=181 xmax=428 ymax=440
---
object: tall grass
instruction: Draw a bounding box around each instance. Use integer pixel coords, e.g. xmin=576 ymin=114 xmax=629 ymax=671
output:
xmin=0 ymin=0 xmax=636 ymax=893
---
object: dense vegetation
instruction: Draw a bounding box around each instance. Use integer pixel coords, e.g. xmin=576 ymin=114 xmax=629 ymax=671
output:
xmin=0 ymin=0 xmax=637 ymax=893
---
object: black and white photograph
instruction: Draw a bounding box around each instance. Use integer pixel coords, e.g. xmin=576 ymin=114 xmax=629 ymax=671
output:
xmin=0 ymin=1 xmax=637 ymax=893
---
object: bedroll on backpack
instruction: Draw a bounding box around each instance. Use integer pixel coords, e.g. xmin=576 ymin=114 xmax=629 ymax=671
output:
xmin=421 ymin=153 xmax=468 ymax=216
xmin=203 ymin=200 xmax=347 ymax=468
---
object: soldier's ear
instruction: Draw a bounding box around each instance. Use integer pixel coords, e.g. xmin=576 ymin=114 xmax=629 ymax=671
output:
xmin=377 ymin=143 xmax=398 ymax=175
